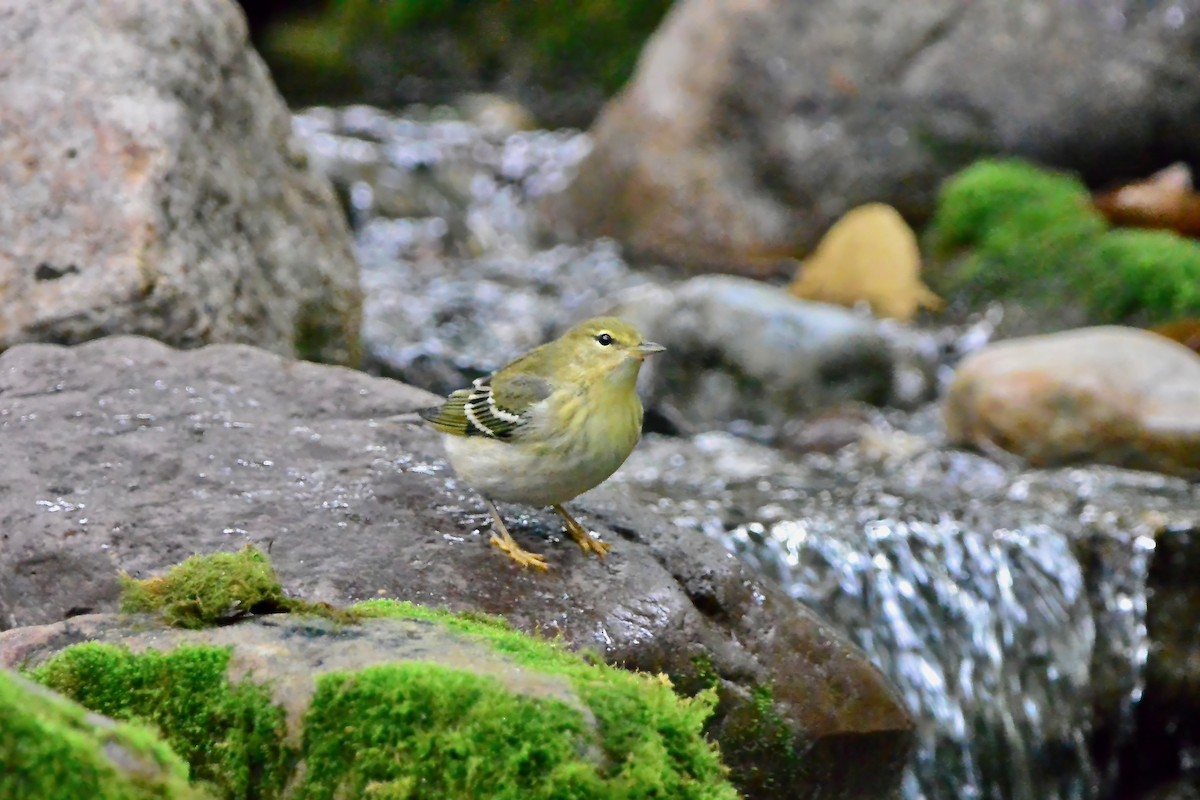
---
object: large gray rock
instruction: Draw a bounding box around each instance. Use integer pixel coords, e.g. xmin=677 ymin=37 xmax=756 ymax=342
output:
xmin=0 ymin=335 xmax=913 ymax=800
xmin=0 ymin=0 xmax=361 ymax=364
xmin=618 ymin=276 xmax=933 ymax=432
xmin=544 ymin=0 xmax=1200 ymax=272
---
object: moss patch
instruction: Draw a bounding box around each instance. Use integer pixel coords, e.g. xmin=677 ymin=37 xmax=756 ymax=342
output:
xmin=1 ymin=668 xmax=205 ymax=800
xmin=31 ymin=645 xmax=293 ymax=800
xmin=926 ymin=158 xmax=1200 ymax=325
xmin=119 ymin=545 xmax=356 ymax=628
xmin=22 ymin=589 xmax=737 ymax=799
xmin=351 ymin=600 xmax=738 ymax=800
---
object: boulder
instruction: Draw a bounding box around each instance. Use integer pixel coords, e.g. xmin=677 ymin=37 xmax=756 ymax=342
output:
xmin=0 ymin=0 xmax=361 ymax=364
xmin=0 ymin=335 xmax=913 ymax=800
xmin=617 ymin=275 xmax=932 ymax=431
xmin=544 ymin=0 xmax=1200 ymax=272
xmin=944 ymin=326 xmax=1200 ymax=478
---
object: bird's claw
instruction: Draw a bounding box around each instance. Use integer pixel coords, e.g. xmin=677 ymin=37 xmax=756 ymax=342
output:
xmin=489 ymin=532 xmax=550 ymax=571
xmin=561 ymin=517 xmax=611 ymax=560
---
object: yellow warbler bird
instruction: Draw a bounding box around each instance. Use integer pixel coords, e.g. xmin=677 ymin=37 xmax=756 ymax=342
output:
xmin=420 ymin=317 xmax=664 ymax=570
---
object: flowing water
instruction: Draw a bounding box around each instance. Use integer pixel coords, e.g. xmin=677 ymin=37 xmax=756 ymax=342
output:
xmin=292 ymin=104 xmax=1200 ymax=800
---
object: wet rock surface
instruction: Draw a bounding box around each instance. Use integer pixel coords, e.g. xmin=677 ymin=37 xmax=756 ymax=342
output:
xmin=543 ymin=0 xmax=1200 ymax=271
xmin=945 ymin=326 xmax=1200 ymax=479
xmin=0 ymin=0 xmax=361 ymax=364
xmin=0 ymin=335 xmax=913 ymax=800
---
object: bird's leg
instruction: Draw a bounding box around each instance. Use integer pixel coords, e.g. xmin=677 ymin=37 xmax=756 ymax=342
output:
xmin=553 ymin=504 xmax=611 ymax=559
xmin=483 ymin=499 xmax=549 ymax=571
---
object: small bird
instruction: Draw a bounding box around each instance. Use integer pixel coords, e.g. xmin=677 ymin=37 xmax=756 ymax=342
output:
xmin=420 ymin=316 xmax=665 ymax=570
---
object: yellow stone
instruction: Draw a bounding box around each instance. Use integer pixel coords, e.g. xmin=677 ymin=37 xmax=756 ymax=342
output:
xmin=789 ymin=203 xmax=942 ymax=322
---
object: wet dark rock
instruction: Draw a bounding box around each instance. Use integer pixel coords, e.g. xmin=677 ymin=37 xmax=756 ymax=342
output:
xmin=0 ymin=0 xmax=361 ymax=364
xmin=0 ymin=335 xmax=913 ymax=800
xmin=1115 ymin=524 xmax=1200 ymax=798
xmin=544 ymin=0 xmax=1200 ymax=272
xmin=1139 ymin=779 xmax=1200 ymax=800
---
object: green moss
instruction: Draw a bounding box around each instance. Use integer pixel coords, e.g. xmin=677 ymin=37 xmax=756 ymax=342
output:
xmin=31 ymin=645 xmax=293 ymax=800
xmin=0 ymin=669 xmax=205 ymax=800
xmin=928 ymin=159 xmax=1098 ymax=256
xmin=351 ymin=600 xmax=738 ymax=799
xmin=25 ymin=595 xmax=736 ymax=799
xmin=1082 ymin=229 xmax=1200 ymax=321
xmin=927 ymin=158 xmax=1200 ymax=324
xmin=709 ymin=683 xmax=806 ymax=797
xmin=119 ymin=546 xmax=288 ymax=629
xmin=298 ymin=663 xmax=602 ymax=799
xmin=119 ymin=545 xmax=358 ymax=629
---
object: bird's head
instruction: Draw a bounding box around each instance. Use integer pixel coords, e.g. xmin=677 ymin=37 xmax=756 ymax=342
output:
xmin=559 ymin=316 xmax=665 ymax=383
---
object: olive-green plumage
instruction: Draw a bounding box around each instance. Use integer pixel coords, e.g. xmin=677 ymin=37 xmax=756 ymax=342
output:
xmin=420 ymin=316 xmax=664 ymax=570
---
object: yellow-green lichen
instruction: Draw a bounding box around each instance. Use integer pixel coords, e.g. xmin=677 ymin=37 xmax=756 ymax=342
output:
xmin=30 ymin=644 xmax=293 ymax=800
xmin=119 ymin=546 xmax=287 ymax=629
xmin=0 ymin=668 xmax=208 ymax=800
xmin=926 ymin=158 xmax=1200 ymax=325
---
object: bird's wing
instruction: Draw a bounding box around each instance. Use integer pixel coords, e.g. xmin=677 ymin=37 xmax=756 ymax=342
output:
xmin=418 ymin=372 xmax=551 ymax=441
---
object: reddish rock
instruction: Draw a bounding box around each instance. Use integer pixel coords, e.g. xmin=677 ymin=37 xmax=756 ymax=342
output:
xmin=944 ymin=327 xmax=1200 ymax=478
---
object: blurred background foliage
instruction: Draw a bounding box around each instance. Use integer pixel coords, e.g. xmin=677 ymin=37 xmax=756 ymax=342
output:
xmin=240 ymin=0 xmax=674 ymax=126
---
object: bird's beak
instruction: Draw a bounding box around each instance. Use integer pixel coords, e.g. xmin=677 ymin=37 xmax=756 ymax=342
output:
xmin=633 ymin=341 xmax=666 ymax=360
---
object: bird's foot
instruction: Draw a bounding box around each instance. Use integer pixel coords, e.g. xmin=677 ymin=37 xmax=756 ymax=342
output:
xmin=484 ymin=498 xmax=549 ymax=571
xmin=489 ymin=532 xmax=550 ymax=571
xmin=554 ymin=505 xmax=611 ymax=560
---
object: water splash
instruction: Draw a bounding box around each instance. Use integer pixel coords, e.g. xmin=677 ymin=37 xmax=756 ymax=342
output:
xmin=615 ymin=431 xmax=1189 ymax=800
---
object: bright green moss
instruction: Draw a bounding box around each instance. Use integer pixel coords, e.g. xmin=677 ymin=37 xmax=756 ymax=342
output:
xmin=25 ymin=596 xmax=737 ymax=799
xmin=298 ymin=663 xmax=603 ymax=799
xmin=928 ymin=159 xmax=1098 ymax=256
xmin=31 ymin=645 xmax=293 ymax=800
xmin=119 ymin=546 xmax=287 ymax=629
xmin=118 ymin=545 xmax=356 ymax=628
xmin=1082 ymin=229 xmax=1200 ymax=321
xmin=352 ymin=600 xmax=738 ymax=800
xmin=927 ymin=158 xmax=1200 ymax=324
xmin=0 ymin=669 xmax=206 ymax=800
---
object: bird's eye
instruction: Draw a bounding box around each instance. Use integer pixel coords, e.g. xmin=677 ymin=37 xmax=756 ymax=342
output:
xmin=596 ymin=333 xmax=614 ymax=346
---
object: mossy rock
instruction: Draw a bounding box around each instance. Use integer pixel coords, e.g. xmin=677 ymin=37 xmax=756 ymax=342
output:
xmin=118 ymin=545 xmax=356 ymax=629
xmin=0 ymin=668 xmax=207 ymax=800
xmin=926 ymin=158 xmax=1200 ymax=327
xmin=20 ymin=566 xmax=737 ymax=800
